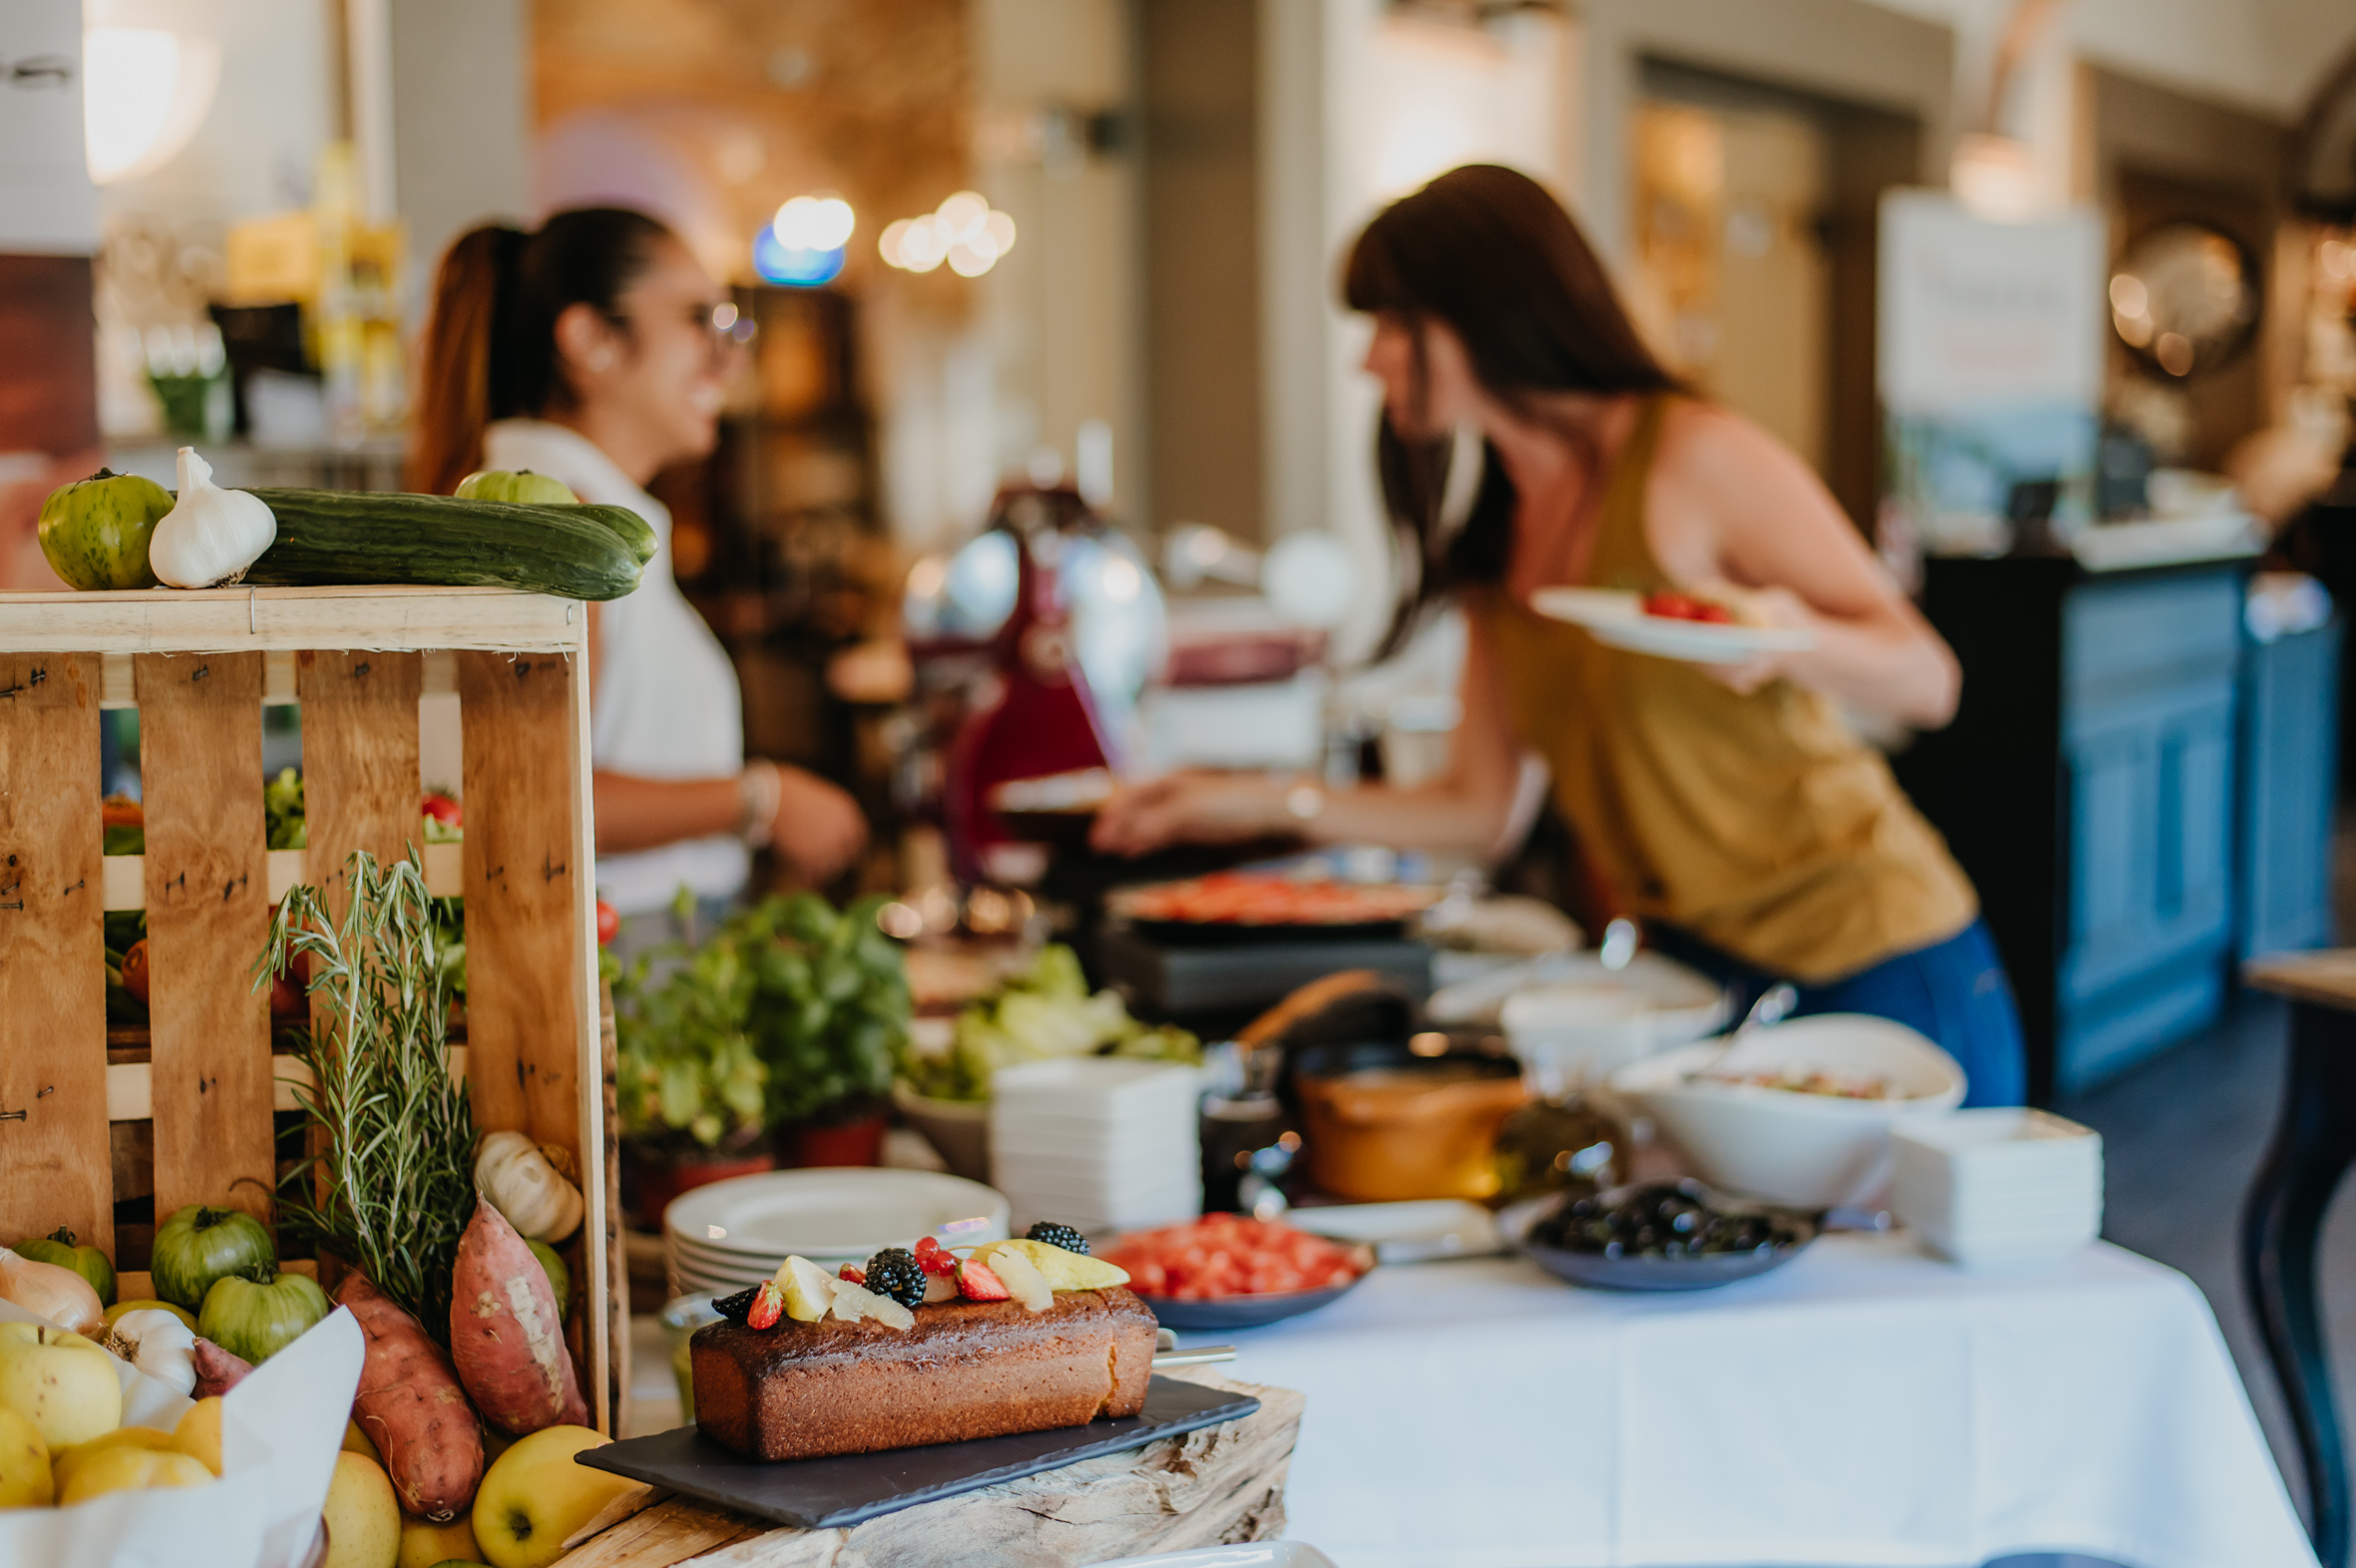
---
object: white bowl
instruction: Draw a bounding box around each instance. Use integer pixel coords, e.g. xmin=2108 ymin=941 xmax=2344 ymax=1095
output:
xmin=1432 ymin=950 xmax=1730 ymax=1042
xmin=1607 ymin=1014 xmax=1967 ymax=1208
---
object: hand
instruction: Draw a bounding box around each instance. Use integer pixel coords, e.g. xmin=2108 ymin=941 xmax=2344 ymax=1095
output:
xmin=1697 ymin=582 xmax=1813 ymax=696
xmin=768 ymin=767 xmax=868 ymax=884
xmin=1089 ymin=771 xmax=1293 ymax=857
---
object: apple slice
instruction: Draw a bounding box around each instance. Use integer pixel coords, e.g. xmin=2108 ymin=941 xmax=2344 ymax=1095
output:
xmin=989 ymin=1247 xmax=1053 ymax=1313
xmin=780 ymin=1256 xmax=834 ymax=1323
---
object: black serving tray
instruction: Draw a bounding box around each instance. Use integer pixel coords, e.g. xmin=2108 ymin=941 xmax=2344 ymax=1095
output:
xmin=576 ymin=1374 xmax=1260 ymax=1529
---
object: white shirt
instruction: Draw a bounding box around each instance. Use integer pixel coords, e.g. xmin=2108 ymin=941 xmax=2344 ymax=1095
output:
xmin=483 ymin=419 xmax=749 ymax=914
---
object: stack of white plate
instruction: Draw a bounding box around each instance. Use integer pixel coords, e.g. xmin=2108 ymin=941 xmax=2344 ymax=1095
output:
xmin=663 ymin=1168 xmax=1009 ymax=1298
xmin=989 ymin=1058 xmax=1202 ymax=1234
xmin=1891 ymin=1108 xmax=2104 ymax=1265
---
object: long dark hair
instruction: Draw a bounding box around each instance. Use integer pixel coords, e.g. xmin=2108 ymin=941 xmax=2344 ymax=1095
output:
xmin=1344 ymin=165 xmax=1680 ymax=650
xmin=408 ymin=207 xmax=672 ymax=495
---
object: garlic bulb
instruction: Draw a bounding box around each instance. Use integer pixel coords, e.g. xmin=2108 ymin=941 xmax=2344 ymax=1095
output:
xmin=476 ymin=1130 xmax=585 ymax=1243
xmin=149 ymin=446 xmax=276 ymax=588
xmin=105 ymin=1308 xmax=197 ymax=1395
xmin=0 ymin=1246 xmax=106 ymax=1336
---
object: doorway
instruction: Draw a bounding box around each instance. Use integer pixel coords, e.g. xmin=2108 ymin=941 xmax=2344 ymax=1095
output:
xmin=1624 ymin=61 xmax=1921 ymax=534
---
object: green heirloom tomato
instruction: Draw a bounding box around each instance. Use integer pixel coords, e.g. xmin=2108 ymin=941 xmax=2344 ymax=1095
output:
xmin=526 ymin=1239 xmax=571 ymax=1308
xmin=151 ymin=1204 xmax=275 ymax=1313
xmin=14 ymin=1228 xmax=115 ymax=1307
xmin=453 ymin=468 xmax=580 ymax=506
xmin=197 ymin=1265 xmax=329 ymax=1366
xmin=37 ymin=469 xmax=171 ymax=590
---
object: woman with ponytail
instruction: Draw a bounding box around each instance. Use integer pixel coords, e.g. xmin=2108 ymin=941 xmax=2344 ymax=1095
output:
xmin=411 ymin=208 xmax=867 ymax=935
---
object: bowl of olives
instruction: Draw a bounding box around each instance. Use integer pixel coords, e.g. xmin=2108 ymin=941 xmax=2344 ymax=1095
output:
xmin=1502 ymin=1180 xmax=1816 ymax=1292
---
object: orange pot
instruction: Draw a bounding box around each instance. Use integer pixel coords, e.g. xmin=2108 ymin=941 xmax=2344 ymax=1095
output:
xmin=1298 ymin=1059 xmax=1529 ymax=1202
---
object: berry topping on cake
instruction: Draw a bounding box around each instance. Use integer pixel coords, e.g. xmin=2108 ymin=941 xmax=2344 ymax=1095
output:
xmin=711 ymin=1285 xmax=759 ymax=1322
xmin=1024 ymin=1222 xmax=1091 ymax=1256
xmin=746 ymin=1279 xmax=784 ymax=1330
xmin=958 ymin=1259 xmax=1011 ymax=1302
xmin=914 ymin=1236 xmax=959 ymax=1276
xmin=862 ymin=1247 xmax=928 ymax=1309
xmin=838 ymin=1264 xmax=867 ymax=1285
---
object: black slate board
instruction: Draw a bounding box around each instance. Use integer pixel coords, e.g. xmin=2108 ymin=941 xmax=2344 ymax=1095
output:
xmin=576 ymin=1375 xmax=1260 ymax=1530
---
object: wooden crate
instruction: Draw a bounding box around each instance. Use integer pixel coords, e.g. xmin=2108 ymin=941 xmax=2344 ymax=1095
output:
xmin=0 ymin=586 xmax=622 ymax=1430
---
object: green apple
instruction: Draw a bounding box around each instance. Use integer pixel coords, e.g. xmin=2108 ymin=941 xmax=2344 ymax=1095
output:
xmin=471 ymin=1425 xmax=636 ymax=1568
xmin=0 ymin=1403 xmax=51 ymax=1507
xmin=454 ymin=470 xmax=579 ymax=507
xmin=0 ymin=1324 xmax=122 ymax=1450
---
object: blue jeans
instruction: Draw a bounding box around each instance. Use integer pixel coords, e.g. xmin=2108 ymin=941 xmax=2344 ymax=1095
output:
xmin=1649 ymin=918 xmax=2028 ymax=1108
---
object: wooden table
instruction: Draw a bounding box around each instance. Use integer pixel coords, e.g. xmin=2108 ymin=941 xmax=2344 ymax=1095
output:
xmin=2242 ymin=951 xmax=2356 ymax=1568
xmin=554 ymin=1371 xmax=1304 ymax=1568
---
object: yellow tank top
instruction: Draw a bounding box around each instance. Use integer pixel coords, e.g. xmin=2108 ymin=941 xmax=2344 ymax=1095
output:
xmin=1482 ymin=395 xmax=1977 ymax=982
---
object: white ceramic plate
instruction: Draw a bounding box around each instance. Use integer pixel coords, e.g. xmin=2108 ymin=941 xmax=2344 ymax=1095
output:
xmin=1530 ymin=587 xmax=1815 ymax=662
xmin=663 ymin=1168 xmax=1008 ymax=1261
xmin=1428 ymin=949 xmax=1729 ymax=1040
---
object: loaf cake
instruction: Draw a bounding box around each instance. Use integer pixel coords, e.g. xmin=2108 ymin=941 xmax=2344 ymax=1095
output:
xmin=691 ymin=1287 xmax=1157 ymax=1460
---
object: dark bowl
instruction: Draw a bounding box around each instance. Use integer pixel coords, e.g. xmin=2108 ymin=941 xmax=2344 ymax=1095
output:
xmin=1501 ymin=1183 xmax=1819 ymax=1294
xmin=1137 ymin=1269 xmax=1370 ymax=1330
xmin=1124 ymin=916 xmax=1412 ymax=947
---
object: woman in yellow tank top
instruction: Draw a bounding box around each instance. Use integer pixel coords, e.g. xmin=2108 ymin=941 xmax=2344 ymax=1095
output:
xmin=1096 ymin=165 xmax=2023 ymax=1106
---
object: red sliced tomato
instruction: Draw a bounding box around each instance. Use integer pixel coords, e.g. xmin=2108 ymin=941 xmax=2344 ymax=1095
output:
xmin=1641 ymin=590 xmax=1735 ymax=624
xmin=421 ymin=792 xmax=463 ymax=828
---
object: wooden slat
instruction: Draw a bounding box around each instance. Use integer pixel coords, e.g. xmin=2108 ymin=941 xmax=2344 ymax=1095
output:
xmin=101 ymin=841 xmax=463 ymax=911
xmin=2246 ymin=950 xmax=2356 ymax=1011
xmin=296 ymin=650 xmax=424 ymax=915
xmin=106 ymin=1047 xmax=469 ymax=1121
xmin=137 ymin=651 xmax=275 ymax=1225
xmin=0 ymin=586 xmax=586 ymax=655
xmin=0 ymin=652 xmax=112 ymax=1255
xmin=457 ymin=649 xmax=584 ymax=1146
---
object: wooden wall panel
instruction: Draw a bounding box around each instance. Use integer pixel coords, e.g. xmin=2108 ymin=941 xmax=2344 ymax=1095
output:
xmin=0 ymin=652 xmax=110 ymax=1252
xmin=137 ymin=652 xmax=273 ymax=1225
xmin=457 ymin=649 xmax=583 ymax=1149
xmin=296 ymin=650 xmax=423 ymax=909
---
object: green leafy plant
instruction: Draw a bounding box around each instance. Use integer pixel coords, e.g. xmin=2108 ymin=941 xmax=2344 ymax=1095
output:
xmin=613 ymin=892 xmax=909 ymax=1138
xmin=265 ymin=849 xmax=475 ymax=1342
xmin=612 ymin=927 xmax=769 ymax=1151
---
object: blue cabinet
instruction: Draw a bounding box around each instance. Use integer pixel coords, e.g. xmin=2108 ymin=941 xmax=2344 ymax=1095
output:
xmin=2056 ymin=573 xmax=2241 ymax=1090
xmin=1900 ymin=557 xmax=2337 ymax=1101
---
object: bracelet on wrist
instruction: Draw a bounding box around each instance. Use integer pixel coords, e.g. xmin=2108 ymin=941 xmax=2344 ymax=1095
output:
xmin=739 ymin=758 xmax=783 ymax=849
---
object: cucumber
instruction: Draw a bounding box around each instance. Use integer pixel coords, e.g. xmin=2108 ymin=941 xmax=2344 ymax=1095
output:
xmin=237 ymin=489 xmax=642 ymax=600
xmin=571 ymin=503 xmax=657 ymax=566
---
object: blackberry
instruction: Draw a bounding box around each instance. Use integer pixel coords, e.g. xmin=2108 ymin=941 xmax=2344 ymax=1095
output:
xmin=711 ymin=1285 xmax=759 ymax=1323
xmin=862 ymin=1247 xmax=927 ymax=1309
xmin=1024 ymin=1222 xmax=1090 ymax=1256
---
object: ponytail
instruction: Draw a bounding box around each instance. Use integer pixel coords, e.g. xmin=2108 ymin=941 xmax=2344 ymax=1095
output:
xmin=405 ymin=207 xmax=672 ymax=495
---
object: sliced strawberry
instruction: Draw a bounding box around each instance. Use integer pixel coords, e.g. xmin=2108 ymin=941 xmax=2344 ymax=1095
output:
xmin=838 ymin=1264 xmax=867 ymax=1285
xmin=958 ymin=1260 xmax=1011 ymax=1302
xmin=746 ymin=1279 xmax=784 ymax=1330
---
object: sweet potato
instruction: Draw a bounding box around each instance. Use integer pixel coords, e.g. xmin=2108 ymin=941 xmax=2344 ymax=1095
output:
xmin=192 ymin=1337 xmax=252 ymax=1398
xmin=449 ymin=1197 xmax=587 ymax=1434
xmin=338 ymin=1272 xmax=485 ymax=1521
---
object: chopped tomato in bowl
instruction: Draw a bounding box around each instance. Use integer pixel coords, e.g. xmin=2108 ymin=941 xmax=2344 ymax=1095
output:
xmin=1641 ymin=590 xmax=1735 ymax=624
xmin=1104 ymin=1214 xmax=1373 ymax=1328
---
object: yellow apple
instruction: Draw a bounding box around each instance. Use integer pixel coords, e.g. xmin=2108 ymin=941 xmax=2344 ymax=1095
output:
xmin=0 ymin=1404 xmax=52 ymax=1508
xmin=344 ymin=1417 xmax=382 ymax=1464
xmin=323 ymin=1450 xmax=401 ymax=1568
xmin=58 ymin=1444 xmax=210 ymax=1504
xmin=398 ymin=1510 xmax=482 ymax=1568
xmin=471 ymin=1425 xmax=635 ymax=1568
xmin=51 ymin=1424 xmax=173 ymax=1495
xmin=104 ymin=1299 xmax=197 ymax=1332
xmin=0 ymin=1324 xmax=122 ymax=1449
xmin=172 ymin=1395 xmax=224 ymax=1475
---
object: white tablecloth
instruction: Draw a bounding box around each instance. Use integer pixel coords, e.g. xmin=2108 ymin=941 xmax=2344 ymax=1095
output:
xmin=1215 ymin=1235 xmax=2313 ymax=1568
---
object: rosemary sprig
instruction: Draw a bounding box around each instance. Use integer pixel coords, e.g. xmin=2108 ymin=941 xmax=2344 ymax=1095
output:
xmin=263 ymin=849 xmax=475 ymax=1341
